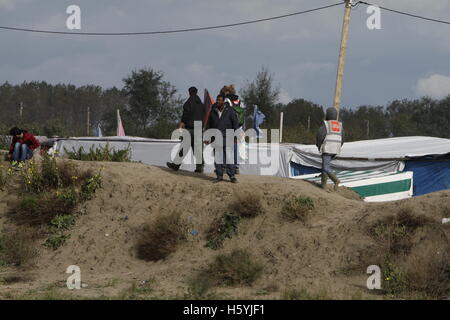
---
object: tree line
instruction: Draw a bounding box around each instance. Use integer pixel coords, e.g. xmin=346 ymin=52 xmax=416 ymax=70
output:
xmin=0 ymin=66 xmax=449 ymax=144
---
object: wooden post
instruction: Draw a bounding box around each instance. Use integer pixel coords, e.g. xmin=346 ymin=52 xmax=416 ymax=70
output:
xmin=333 ymin=0 xmax=353 ymax=118
xmin=279 ymin=112 xmax=284 ymax=143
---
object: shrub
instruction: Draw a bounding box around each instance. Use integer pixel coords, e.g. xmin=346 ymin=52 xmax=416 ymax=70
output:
xmin=205 ymin=213 xmax=240 ymax=250
xmin=11 ymin=193 xmax=77 ymax=226
xmin=0 ymin=227 xmax=39 ymax=267
xmin=282 ymin=196 xmax=314 ymax=222
xmin=230 ymin=194 xmax=264 ymax=218
xmin=136 ymin=212 xmax=186 ymax=261
xmin=205 ymin=249 xmax=264 ymax=286
xmin=369 ymin=207 xmax=432 ymax=254
xmin=48 ymin=215 xmax=76 ymax=233
xmin=65 ymin=144 xmax=131 ymax=162
xmin=362 ymin=208 xmax=450 ymax=299
xmin=44 ymin=234 xmax=71 ymax=250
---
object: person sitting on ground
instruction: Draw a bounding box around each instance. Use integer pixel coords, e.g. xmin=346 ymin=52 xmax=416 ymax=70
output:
xmin=205 ymin=94 xmax=240 ymax=183
xmin=167 ymin=86 xmax=206 ymax=173
xmin=316 ymin=107 xmax=344 ymax=190
xmin=7 ymin=127 xmax=40 ymax=164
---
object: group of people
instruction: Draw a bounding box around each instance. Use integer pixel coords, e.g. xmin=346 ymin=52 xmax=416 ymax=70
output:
xmin=166 ymin=85 xmax=245 ymax=183
xmin=166 ymin=85 xmax=344 ymax=189
xmin=4 ymin=86 xmax=345 ymax=190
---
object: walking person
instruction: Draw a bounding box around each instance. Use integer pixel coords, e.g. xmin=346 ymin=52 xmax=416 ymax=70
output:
xmin=167 ymin=87 xmax=206 ymax=173
xmin=7 ymin=127 xmax=40 ymax=165
xmin=205 ymin=94 xmax=240 ymax=183
xmin=316 ymin=107 xmax=344 ymax=190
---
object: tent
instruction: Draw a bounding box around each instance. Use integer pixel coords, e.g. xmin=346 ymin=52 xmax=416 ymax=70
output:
xmin=290 ymin=136 xmax=450 ymax=197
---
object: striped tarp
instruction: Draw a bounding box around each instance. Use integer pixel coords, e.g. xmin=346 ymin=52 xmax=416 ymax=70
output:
xmin=291 ymin=170 xmax=414 ymax=202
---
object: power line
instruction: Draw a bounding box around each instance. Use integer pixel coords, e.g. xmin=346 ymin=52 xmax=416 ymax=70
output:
xmin=0 ymin=2 xmax=344 ymax=36
xmin=358 ymin=1 xmax=450 ymax=25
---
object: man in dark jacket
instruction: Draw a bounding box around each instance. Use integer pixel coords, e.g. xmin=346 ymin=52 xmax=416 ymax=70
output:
xmin=8 ymin=127 xmax=40 ymax=163
xmin=167 ymin=86 xmax=206 ymax=173
xmin=316 ymin=107 xmax=344 ymax=190
xmin=206 ymin=94 xmax=240 ymax=183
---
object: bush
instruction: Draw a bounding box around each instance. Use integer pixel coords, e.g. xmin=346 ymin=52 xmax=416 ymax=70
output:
xmin=65 ymin=144 xmax=131 ymax=162
xmin=11 ymin=193 xmax=77 ymax=226
xmin=230 ymin=194 xmax=264 ymax=218
xmin=0 ymin=227 xmax=39 ymax=267
xmin=44 ymin=234 xmax=71 ymax=250
xmin=205 ymin=249 xmax=263 ymax=286
xmin=362 ymin=208 xmax=450 ymax=299
xmin=282 ymin=196 xmax=314 ymax=222
xmin=205 ymin=213 xmax=240 ymax=250
xmin=136 ymin=212 xmax=186 ymax=261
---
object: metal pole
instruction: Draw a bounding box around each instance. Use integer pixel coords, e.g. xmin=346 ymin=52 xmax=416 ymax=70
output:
xmin=333 ymin=0 xmax=353 ymax=119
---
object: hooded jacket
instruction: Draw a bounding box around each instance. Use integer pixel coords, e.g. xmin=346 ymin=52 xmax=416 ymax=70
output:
xmin=181 ymin=94 xmax=206 ymax=129
xmin=316 ymin=107 xmax=345 ymax=152
xmin=9 ymin=131 xmax=40 ymax=154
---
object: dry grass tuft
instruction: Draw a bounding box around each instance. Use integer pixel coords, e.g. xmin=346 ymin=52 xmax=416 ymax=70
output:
xmin=0 ymin=227 xmax=40 ymax=267
xmin=136 ymin=211 xmax=186 ymax=262
xmin=281 ymin=196 xmax=314 ymax=222
xmin=230 ymin=194 xmax=264 ymax=218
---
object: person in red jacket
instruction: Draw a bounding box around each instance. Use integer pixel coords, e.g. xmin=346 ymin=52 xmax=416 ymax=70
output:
xmin=8 ymin=127 xmax=40 ymax=163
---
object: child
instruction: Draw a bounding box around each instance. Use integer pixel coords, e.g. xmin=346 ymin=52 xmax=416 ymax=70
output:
xmin=7 ymin=127 xmax=40 ymax=164
xmin=316 ymin=108 xmax=344 ymax=190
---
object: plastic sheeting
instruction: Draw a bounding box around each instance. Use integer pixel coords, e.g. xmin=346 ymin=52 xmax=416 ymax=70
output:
xmin=291 ymin=136 xmax=450 ymax=173
xmin=54 ymin=136 xmax=294 ymax=177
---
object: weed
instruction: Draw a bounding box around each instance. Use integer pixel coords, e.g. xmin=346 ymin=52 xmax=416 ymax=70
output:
xmin=230 ymin=194 xmax=264 ymax=218
xmin=205 ymin=213 xmax=241 ymax=250
xmin=136 ymin=212 xmax=186 ymax=261
xmin=11 ymin=193 xmax=76 ymax=226
xmin=205 ymin=249 xmax=263 ymax=286
xmin=48 ymin=214 xmax=76 ymax=232
xmin=0 ymin=227 xmax=39 ymax=267
xmin=282 ymin=196 xmax=314 ymax=222
xmin=80 ymin=173 xmax=102 ymax=201
xmin=65 ymin=144 xmax=131 ymax=162
xmin=44 ymin=234 xmax=71 ymax=250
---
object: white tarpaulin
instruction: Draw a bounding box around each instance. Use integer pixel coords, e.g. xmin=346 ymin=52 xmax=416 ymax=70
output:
xmin=291 ymin=136 xmax=450 ymax=173
xmin=54 ymin=136 xmax=294 ymax=177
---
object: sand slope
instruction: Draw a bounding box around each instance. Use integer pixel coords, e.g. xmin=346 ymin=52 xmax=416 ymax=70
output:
xmin=0 ymin=160 xmax=448 ymax=299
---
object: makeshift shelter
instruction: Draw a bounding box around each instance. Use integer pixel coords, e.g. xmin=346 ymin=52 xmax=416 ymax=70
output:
xmin=290 ymin=136 xmax=450 ymax=197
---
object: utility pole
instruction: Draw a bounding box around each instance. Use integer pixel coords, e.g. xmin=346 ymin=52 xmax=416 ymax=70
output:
xmin=279 ymin=111 xmax=284 ymax=143
xmin=307 ymin=116 xmax=311 ymax=131
xmin=366 ymin=120 xmax=370 ymax=137
xmin=86 ymin=106 xmax=90 ymax=136
xmin=333 ymin=0 xmax=353 ymax=119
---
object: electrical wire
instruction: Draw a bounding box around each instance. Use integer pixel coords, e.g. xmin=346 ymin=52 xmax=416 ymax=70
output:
xmin=0 ymin=2 xmax=344 ymax=36
xmin=358 ymin=1 xmax=450 ymax=25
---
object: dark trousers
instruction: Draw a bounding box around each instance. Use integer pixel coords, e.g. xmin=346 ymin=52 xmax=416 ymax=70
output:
xmin=174 ymin=128 xmax=203 ymax=169
xmin=215 ymin=144 xmax=236 ymax=178
xmin=13 ymin=143 xmax=34 ymax=162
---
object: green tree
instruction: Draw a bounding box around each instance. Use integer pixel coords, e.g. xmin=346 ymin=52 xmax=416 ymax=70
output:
xmin=240 ymin=66 xmax=280 ymax=126
xmin=122 ymin=68 xmax=182 ymax=137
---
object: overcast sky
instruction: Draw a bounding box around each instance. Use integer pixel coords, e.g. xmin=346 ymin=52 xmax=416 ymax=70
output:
xmin=1 ymin=0 xmax=449 ymax=108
